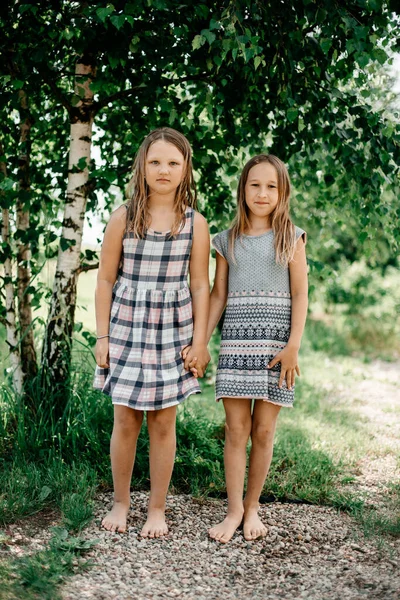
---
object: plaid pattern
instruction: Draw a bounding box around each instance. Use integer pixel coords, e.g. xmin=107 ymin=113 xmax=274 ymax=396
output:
xmin=93 ymin=207 xmax=200 ymax=411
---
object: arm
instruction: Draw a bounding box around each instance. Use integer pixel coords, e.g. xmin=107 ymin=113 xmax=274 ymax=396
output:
xmin=288 ymin=236 xmax=308 ymax=350
xmin=95 ymin=205 xmax=126 ymax=368
xmin=206 ymin=251 xmax=229 ymax=342
xmin=182 ymin=245 xmax=229 ymax=373
xmin=268 ymin=236 xmax=308 ymax=389
xmin=184 ymin=212 xmax=211 ymax=377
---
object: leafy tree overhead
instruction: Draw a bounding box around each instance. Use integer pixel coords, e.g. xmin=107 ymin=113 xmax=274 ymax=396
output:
xmin=0 ymin=0 xmax=399 ymax=397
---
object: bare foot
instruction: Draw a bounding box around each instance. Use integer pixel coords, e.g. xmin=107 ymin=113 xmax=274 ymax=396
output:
xmin=243 ymin=508 xmax=268 ymax=541
xmin=209 ymin=512 xmax=243 ymax=544
xmin=101 ymin=501 xmax=130 ymax=533
xmin=140 ymin=508 xmax=168 ymax=538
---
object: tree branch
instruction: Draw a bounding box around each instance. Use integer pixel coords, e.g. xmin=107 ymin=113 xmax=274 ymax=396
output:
xmin=41 ymin=71 xmax=73 ymax=117
xmin=94 ymin=72 xmax=212 ymax=113
xmin=76 ymin=262 xmax=99 ymax=275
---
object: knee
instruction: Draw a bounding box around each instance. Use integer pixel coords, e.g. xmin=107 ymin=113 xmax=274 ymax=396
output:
xmin=114 ymin=408 xmax=143 ymax=436
xmin=225 ymin=420 xmax=251 ymax=445
xmin=251 ymin=423 xmax=276 ymax=447
xmin=148 ymin=414 xmax=176 ymax=440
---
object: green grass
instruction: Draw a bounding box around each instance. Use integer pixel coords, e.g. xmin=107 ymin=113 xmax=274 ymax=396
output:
xmin=0 ymin=306 xmax=399 ymax=597
xmin=0 ymin=459 xmax=97 ymax=530
xmin=0 ymin=528 xmax=98 ymax=600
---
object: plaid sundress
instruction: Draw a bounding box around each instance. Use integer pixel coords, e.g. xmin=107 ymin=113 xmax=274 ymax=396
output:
xmin=93 ymin=207 xmax=201 ymax=411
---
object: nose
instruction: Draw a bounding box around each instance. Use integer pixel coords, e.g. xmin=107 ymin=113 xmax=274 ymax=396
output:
xmin=257 ymin=187 xmax=268 ymax=198
xmin=159 ymin=163 xmax=169 ymax=174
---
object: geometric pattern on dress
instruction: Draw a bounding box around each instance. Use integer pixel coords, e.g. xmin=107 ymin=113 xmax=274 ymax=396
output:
xmin=212 ymin=224 xmax=306 ymax=408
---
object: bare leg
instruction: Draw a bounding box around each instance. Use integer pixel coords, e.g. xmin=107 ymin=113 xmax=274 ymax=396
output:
xmin=102 ymin=406 xmax=144 ymax=533
xmin=243 ymin=400 xmax=281 ymax=540
xmin=141 ymin=405 xmax=177 ymax=538
xmin=209 ymin=398 xmax=252 ymax=543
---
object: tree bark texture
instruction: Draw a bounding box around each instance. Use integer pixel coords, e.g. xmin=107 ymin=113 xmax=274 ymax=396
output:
xmin=42 ymin=55 xmax=96 ymax=385
xmin=16 ymin=88 xmax=38 ymax=383
xmin=0 ymin=143 xmax=24 ymax=394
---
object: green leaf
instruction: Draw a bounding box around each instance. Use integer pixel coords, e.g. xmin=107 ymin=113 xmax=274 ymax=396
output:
xmin=0 ymin=177 xmax=14 ymax=191
xmin=77 ymin=157 xmax=88 ymax=170
xmin=96 ymin=5 xmax=114 ymax=22
xmin=356 ymin=53 xmax=369 ymax=68
xmin=110 ymin=15 xmax=126 ymax=30
xmin=287 ymin=107 xmax=298 ymax=122
xmin=71 ymin=94 xmax=81 ymax=106
xmin=254 ymin=56 xmax=262 ymax=70
xmin=39 ymin=486 xmax=52 ymax=502
xmin=201 ymin=29 xmax=216 ymax=45
xmin=320 ymin=38 xmax=332 ymax=54
xmin=192 ymin=35 xmax=206 ymax=50
xmin=372 ymin=48 xmax=387 ymax=65
xmin=108 ymin=54 xmax=120 ymax=69
xmin=60 ymin=238 xmax=77 ymax=252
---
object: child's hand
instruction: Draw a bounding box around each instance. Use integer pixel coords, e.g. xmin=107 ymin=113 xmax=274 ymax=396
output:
xmin=96 ymin=338 xmax=110 ymax=368
xmin=181 ymin=346 xmax=199 ymax=377
xmin=182 ymin=344 xmax=210 ymax=378
xmin=268 ymin=345 xmax=300 ymax=390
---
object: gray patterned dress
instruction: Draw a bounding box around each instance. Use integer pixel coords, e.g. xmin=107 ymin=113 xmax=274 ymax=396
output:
xmin=212 ymin=226 xmax=306 ymax=407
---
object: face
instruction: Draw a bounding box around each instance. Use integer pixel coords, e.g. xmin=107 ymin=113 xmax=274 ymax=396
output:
xmin=145 ymin=140 xmax=185 ymax=195
xmin=245 ymin=162 xmax=279 ymax=219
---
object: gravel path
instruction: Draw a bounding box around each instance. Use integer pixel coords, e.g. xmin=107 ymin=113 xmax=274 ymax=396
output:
xmin=59 ymin=359 xmax=400 ymax=600
xmin=60 ymin=492 xmax=399 ymax=600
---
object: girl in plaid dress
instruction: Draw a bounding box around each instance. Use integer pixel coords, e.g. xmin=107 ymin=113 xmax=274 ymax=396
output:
xmin=94 ymin=128 xmax=210 ymax=536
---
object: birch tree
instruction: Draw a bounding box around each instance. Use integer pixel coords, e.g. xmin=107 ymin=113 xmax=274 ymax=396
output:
xmin=42 ymin=55 xmax=96 ymax=386
xmin=0 ymin=0 xmax=399 ymax=402
xmin=0 ymin=143 xmax=24 ymax=394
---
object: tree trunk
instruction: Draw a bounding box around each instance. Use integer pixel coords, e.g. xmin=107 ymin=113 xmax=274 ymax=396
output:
xmin=16 ymin=88 xmax=38 ymax=384
xmin=0 ymin=143 xmax=24 ymax=394
xmin=42 ymin=55 xmax=96 ymax=391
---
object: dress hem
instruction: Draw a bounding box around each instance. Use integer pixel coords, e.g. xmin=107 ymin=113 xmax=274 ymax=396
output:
xmin=215 ymin=395 xmax=293 ymax=408
xmin=109 ymin=388 xmax=201 ymax=411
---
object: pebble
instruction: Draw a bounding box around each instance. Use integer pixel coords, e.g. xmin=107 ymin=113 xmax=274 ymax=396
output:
xmin=53 ymin=491 xmax=399 ymax=599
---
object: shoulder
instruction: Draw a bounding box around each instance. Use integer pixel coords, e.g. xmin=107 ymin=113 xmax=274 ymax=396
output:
xmin=212 ymin=229 xmax=230 ymax=258
xmin=213 ymin=228 xmax=230 ymax=242
xmin=191 ymin=211 xmax=210 ymax=248
xmin=293 ymin=223 xmax=307 ymax=244
xmin=104 ymin=204 xmax=127 ymax=236
xmin=192 ymin=210 xmax=209 ymax=231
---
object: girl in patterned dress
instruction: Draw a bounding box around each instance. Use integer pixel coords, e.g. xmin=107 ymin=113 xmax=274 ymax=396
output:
xmin=94 ymin=128 xmax=210 ymax=536
xmin=185 ymin=154 xmax=307 ymax=543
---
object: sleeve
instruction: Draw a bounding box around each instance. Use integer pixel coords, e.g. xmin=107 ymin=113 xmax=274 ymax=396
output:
xmin=212 ymin=230 xmax=229 ymax=259
xmin=294 ymin=225 xmax=307 ymax=244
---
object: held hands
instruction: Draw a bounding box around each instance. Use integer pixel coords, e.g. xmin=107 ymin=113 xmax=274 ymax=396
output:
xmin=96 ymin=338 xmax=110 ymax=369
xmin=181 ymin=345 xmax=210 ymax=378
xmin=268 ymin=344 xmax=300 ymax=390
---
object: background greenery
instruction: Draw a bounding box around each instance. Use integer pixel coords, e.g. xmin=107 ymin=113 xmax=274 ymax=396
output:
xmin=0 ymin=1 xmax=400 ymax=597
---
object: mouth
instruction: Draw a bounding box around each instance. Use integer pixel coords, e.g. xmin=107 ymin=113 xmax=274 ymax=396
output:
xmin=157 ymin=178 xmax=170 ymax=182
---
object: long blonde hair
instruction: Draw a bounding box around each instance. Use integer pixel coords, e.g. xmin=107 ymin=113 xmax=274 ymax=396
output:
xmin=126 ymin=127 xmax=197 ymax=237
xmin=229 ymin=154 xmax=296 ymax=266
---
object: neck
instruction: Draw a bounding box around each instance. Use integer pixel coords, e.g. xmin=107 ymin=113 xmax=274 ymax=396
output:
xmin=247 ymin=215 xmax=272 ymax=232
xmin=147 ymin=191 xmax=176 ymax=209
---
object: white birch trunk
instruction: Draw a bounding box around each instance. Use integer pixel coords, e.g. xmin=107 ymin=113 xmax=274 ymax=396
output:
xmin=42 ymin=56 xmax=95 ymax=385
xmin=0 ymin=147 xmax=24 ymax=394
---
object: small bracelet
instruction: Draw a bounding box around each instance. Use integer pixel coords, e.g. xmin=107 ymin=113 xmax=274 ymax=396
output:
xmin=97 ymin=334 xmax=109 ymax=340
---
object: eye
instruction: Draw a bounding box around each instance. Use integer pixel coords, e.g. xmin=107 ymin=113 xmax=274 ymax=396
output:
xmin=251 ymin=183 xmax=259 ymax=187
xmin=170 ymin=161 xmax=178 ymax=166
xmin=269 ymin=185 xmax=276 ymax=189
xmin=150 ymin=160 xmax=159 ymax=165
